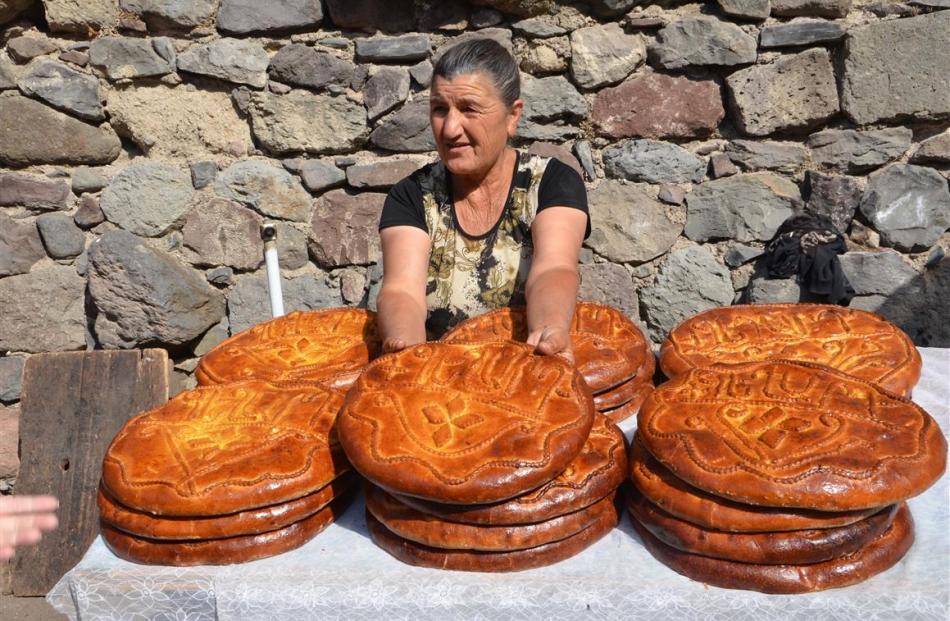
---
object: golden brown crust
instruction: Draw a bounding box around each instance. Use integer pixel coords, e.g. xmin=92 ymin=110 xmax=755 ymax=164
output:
xmin=593 ymin=375 xmax=654 ymax=410
xmin=98 ymin=472 xmax=355 ymax=540
xmin=627 ymin=490 xmax=897 ymax=565
xmin=441 ymin=302 xmax=653 ymax=393
xmin=338 ymin=341 xmax=595 ymax=504
xmin=195 ymin=308 xmax=380 ymax=389
xmin=367 ymin=485 xmax=616 ymax=552
xmin=101 ymin=493 xmax=353 ymax=566
xmin=629 ymin=503 xmax=915 ymax=594
xmin=637 ymin=360 xmax=947 ymax=511
xmin=659 ymin=304 xmax=921 ymax=396
xmin=599 ymin=386 xmax=653 ymax=424
xmin=396 ymin=414 xmax=627 ymax=525
xmin=629 ymin=436 xmax=878 ymax=532
xmin=366 ymin=497 xmax=618 ymax=572
xmin=102 ymin=380 xmax=351 ymax=516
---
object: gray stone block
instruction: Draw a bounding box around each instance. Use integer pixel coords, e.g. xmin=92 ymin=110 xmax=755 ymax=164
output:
xmin=71 ymin=167 xmax=109 ymax=195
xmin=585 ymin=181 xmax=684 ymax=263
xmin=726 ymin=48 xmax=838 ymax=136
xmin=807 ymin=127 xmax=912 ymax=174
xmin=0 ymin=356 xmax=25 ymax=403
xmin=759 ymin=18 xmax=846 ymax=48
xmin=839 ymin=250 xmax=918 ymax=296
xmin=860 ymin=163 xmax=950 ymax=252
xmin=804 ymin=170 xmax=861 ymax=234
xmin=190 ymin=160 xmax=218 ymax=189
xmin=841 ymin=12 xmax=950 ymax=125
xmin=36 ymin=213 xmax=86 ymax=259
xmin=217 ymin=0 xmax=323 ymax=34
xmin=177 ymin=38 xmax=269 ymax=88
xmin=215 ymin=160 xmax=312 ymax=223
xmin=0 ymin=92 xmax=121 ymax=166
xmin=355 ymin=35 xmax=431 ymax=63
xmin=18 ymin=59 xmax=103 ymax=121
xmin=88 ymin=36 xmax=175 ymax=80
xmin=603 ymin=140 xmax=705 ymax=184
xmin=88 ymin=230 xmax=226 ymax=348
xmin=100 ymin=161 xmax=195 ymax=237
xmin=685 ymin=172 xmax=802 ymax=242
xmin=641 ymin=245 xmax=734 ymax=342
xmin=0 ymin=213 xmax=45 ymax=277
xmin=649 ymin=17 xmax=757 ymax=69
xmin=0 ymin=264 xmax=87 ymax=353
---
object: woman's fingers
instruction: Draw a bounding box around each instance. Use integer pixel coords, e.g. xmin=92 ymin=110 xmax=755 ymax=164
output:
xmin=0 ymin=495 xmax=60 ymax=558
xmin=532 ymin=327 xmax=575 ymax=364
xmin=0 ymin=513 xmax=58 ymax=549
xmin=0 ymin=495 xmax=58 ymax=515
xmin=382 ymin=337 xmax=407 ymax=353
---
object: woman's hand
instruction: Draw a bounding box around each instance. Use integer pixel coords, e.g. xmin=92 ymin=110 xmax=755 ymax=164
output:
xmin=0 ymin=495 xmax=59 ymax=560
xmin=382 ymin=337 xmax=409 ymax=354
xmin=527 ymin=326 xmax=575 ymax=365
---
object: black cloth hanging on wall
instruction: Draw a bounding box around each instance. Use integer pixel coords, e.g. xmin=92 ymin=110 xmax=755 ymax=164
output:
xmin=762 ymin=213 xmax=854 ymax=305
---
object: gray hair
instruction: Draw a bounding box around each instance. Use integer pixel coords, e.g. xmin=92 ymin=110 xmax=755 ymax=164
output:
xmin=433 ymin=39 xmax=520 ymax=108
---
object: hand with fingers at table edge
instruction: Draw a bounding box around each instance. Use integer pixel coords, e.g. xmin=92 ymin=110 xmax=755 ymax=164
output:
xmin=0 ymin=494 xmax=59 ymax=560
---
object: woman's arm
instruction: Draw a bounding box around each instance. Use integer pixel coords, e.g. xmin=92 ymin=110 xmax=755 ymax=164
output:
xmin=377 ymin=226 xmax=431 ymax=353
xmin=525 ymin=207 xmax=588 ymax=363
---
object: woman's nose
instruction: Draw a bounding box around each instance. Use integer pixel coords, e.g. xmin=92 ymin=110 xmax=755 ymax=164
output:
xmin=441 ymin=108 xmax=464 ymax=139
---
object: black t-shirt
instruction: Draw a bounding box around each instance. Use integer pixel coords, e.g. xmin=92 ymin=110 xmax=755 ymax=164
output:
xmin=380 ymin=157 xmax=590 ymax=238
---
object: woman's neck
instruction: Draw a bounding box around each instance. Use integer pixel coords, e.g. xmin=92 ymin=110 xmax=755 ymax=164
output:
xmin=451 ymin=148 xmax=515 ymax=200
xmin=450 ymin=148 xmax=516 ymax=236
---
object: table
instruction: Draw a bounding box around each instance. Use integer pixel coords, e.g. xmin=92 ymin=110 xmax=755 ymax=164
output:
xmin=47 ymin=348 xmax=950 ymax=621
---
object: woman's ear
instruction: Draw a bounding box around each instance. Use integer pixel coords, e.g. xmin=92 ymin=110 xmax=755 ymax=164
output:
xmin=507 ymin=99 xmax=524 ymax=138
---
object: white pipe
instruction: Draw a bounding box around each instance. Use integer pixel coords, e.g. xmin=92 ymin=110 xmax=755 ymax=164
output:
xmin=262 ymin=223 xmax=284 ymax=318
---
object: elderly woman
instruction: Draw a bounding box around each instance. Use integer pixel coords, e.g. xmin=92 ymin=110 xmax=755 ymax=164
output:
xmin=377 ymin=39 xmax=589 ymax=361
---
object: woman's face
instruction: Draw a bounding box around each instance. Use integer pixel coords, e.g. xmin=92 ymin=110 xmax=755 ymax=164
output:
xmin=429 ymin=72 xmax=523 ymax=178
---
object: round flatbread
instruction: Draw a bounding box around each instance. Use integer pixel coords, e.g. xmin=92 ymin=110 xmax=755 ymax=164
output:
xmin=599 ymin=386 xmax=652 ymax=424
xmin=338 ymin=341 xmax=595 ymax=504
xmin=593 ymin=375 xmax=654 ymax=410
xmin=367 ymin=498 xmax=618 ymax=572
xmin=196 ymin=308 xmax=380 ymax=390
xmin=660 ymin=304 xmax=921 ymax=396
xmin=629 ymin=436 xmax=878 ymax=532
xmin=367 ymin=485 xmax=616 ymax=552
xmin=98 ymin=472 xmax=355 ymax=540
xmin=627 ymin=489 xmax=898 ymax=565
xmin=102 ymin=380 xmax=350 ymax=516
xmin=637 ymin=361 xmax=947 ymax=511
xmin=102 ymin=494 xmax=352 ymax=566
xmin=396 ymin=414 xmax=626 ymax=525
xmin=442 ymin=302 xmax=653 ymax=393
xmin=629 ymin=503 xmax=914 ymax=594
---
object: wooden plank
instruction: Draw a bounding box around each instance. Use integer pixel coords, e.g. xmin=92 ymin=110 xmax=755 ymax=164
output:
xmin=11 ymin=349 xmax=168 ymax=596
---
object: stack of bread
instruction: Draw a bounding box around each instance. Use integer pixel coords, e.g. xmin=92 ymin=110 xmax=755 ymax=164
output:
xmin=442 ymin=301 xmax=654 ymax=423
xmin=99 ymin=380 xmax=355 ymax=565
xmin=98 ymin=307 xmax=381 ymax=565
xmin=338 ymin=340 xmax=627 ymax=572
xmin=627 ymin=304 xmax=947 ymax=593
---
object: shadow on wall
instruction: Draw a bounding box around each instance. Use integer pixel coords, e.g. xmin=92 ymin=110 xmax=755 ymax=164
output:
xmin=857 ymin=256 xmax=950 ymax=348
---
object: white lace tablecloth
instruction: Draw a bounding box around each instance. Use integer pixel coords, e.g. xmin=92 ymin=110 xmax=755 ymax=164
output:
xmin=47 ymin=348 xmax=950 ymax=621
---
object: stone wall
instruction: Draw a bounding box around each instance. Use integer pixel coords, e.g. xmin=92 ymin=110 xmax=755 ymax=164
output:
xmin=1 ymin=0 xmax=948 ymax=490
